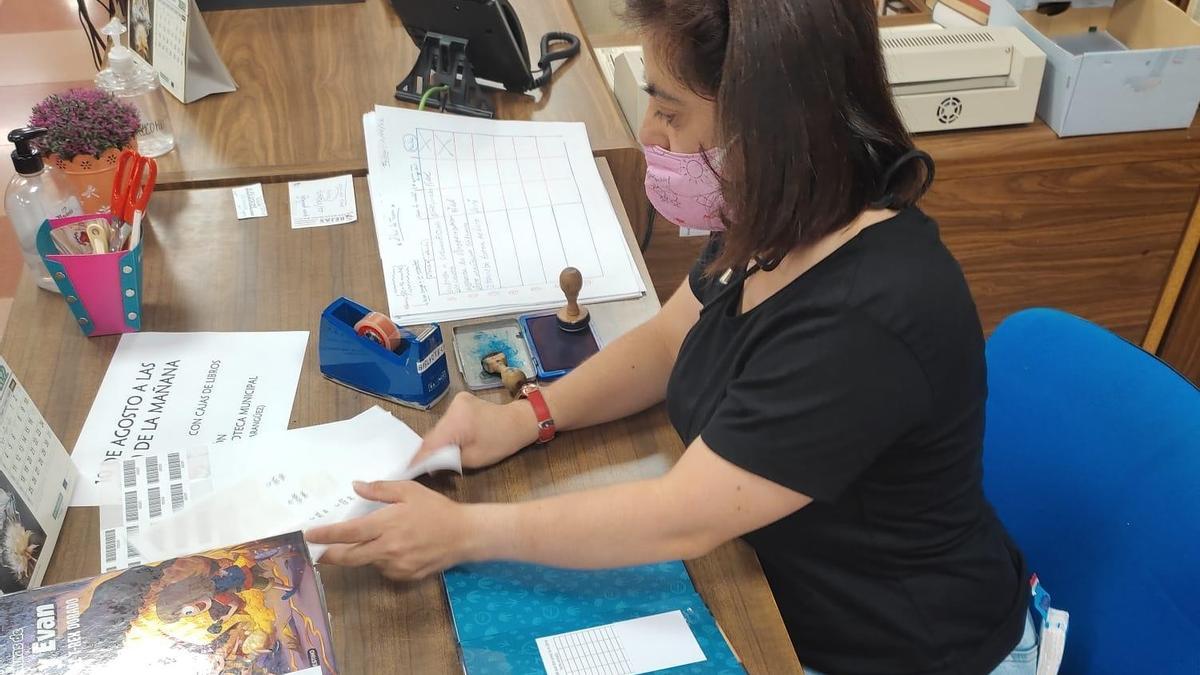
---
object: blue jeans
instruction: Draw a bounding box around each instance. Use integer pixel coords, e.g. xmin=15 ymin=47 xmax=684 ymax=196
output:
xmin=988 ymin=613 xmax=1039 ymax=675
xmin=802 ymin=613 xmax=1039 ymax=675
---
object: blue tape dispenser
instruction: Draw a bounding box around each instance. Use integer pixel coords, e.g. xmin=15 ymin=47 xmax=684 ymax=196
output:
xmin=318 ymin=297 xmax=450 ymax=410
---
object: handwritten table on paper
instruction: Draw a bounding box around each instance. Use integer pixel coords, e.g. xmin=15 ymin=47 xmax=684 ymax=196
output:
xmin=364 ymin=106 xmax=644 ymax=325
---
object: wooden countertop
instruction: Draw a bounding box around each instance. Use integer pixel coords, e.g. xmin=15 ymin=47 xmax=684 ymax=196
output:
xmin=152 ymin=0 xmax=638 ymax=189
xmin=1 ymin=159 xmax=802 ymax=673
xmin=920 ymin=112 xmax=1200 ymax=180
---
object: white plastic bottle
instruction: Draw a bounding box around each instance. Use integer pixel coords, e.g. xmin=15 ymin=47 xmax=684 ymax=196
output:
xmin=5 ymin=128 xmax=83 ymax=293
xmin=95 ymin=18 xmax=175 ymax=157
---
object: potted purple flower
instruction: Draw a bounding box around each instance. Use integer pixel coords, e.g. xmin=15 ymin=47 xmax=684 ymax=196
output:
xmin=30 ymin=88 xmax=141 ymax=213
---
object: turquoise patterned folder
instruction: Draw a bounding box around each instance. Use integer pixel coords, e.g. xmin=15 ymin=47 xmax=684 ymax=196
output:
xmin=442 ymin=560 xmax=746 ymax=674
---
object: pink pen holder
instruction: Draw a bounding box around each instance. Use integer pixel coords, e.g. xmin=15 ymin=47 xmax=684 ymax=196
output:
xmin=36 ymin=214 xmax=144 ymax=337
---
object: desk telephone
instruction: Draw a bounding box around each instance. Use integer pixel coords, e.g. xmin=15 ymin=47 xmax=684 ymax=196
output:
xmin=389 ymin=0 xmax=581 ymax=117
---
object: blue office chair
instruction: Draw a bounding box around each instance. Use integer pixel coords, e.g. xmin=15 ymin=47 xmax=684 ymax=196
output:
xmin=982 ymin=308 xmax=1200 ymax=675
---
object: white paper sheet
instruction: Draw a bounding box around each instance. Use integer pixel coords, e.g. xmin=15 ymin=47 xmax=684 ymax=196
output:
xmin=71 ymin=331 xmax=308 ymax=506
xmin=536 ymin=610 xmax=706 ymax=675
xmin=98 ymin=442 xmax=209 ymax=571
xmin=289 ymin=174 xmax=357 ymax=228
xmin=362 ymin=106 xmax=644 ymax=325
xmin=128 ymin=406 xmax=460 ymax=564
xmin=232 ymin=182 xmax=268 ymax=219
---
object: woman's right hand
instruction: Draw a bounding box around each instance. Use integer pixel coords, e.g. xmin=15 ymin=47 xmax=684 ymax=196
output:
xmin=412 ymin=392 xmax=540 ymax=470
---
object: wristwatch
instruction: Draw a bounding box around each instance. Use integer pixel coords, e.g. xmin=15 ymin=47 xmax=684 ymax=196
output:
xmin=517 ymin=382 xmax=556 ymax=444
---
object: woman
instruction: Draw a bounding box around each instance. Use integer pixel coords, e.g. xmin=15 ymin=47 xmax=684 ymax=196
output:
xmin=307 ymin=1 xmax=1035 ymax=672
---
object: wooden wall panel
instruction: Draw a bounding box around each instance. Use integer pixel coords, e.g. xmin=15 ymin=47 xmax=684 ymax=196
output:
xmin=1159 ymin=197 xmax=1200 ymax=385
xmin=925 ymin=159 xmax=1200 ymax=341
xmin=638 ymin=160 xmax=1200 ymax=344
xmin=1160 ymin=255 xmax=1200 ymax=384
xmin=642 ymin=216 xmax=707 ymax=301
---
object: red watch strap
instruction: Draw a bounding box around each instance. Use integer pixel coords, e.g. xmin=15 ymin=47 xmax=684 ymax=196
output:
xmin=519 ymin=385 xmax=556 ymax=444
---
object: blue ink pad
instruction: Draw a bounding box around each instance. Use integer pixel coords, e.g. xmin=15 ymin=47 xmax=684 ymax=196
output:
xmin=519 ymin=312 xmax=600 ymax=380
xmin=452 ymin=320 xmax=534 ymax=390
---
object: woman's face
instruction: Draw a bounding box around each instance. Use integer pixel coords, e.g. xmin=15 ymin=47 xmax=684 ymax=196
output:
xmin=637 ymin=36 xmax=719 ymax=154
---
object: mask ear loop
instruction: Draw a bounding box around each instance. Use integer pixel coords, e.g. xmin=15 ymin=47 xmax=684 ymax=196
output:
xmin=751 ymin=255 xmax=782 ymax=273
xmin=869 ymin=149 xmax=935 ymax=210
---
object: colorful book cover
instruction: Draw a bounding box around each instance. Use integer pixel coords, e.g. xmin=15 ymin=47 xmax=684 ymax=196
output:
xmin=443 ymin=560 xmax=745 ymax=674
xmin=0 ymin=531 xmax=336 ymax=674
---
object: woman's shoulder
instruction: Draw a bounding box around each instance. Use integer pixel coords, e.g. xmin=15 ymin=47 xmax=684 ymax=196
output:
xmin=755 ymin=207 xmax=981 ymax=360
xmin=840 ymin=208 xmax=985 ymax=374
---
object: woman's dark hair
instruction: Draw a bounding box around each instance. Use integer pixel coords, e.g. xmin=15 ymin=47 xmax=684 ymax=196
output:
xmin=626 ymin=0 xmax=930 ymax=273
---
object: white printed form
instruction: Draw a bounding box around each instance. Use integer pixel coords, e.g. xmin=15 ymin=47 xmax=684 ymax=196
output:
xmin=74 ymin=331 xmax=308 ymax=505
xmin=364 ymin=106 xmax=644 ymax=325
xmin=232 ymin=183 xmax=268 ymax=219
xmin=536 ymin=610 xmax=707 ymax=675
xmin=289 ymin=174 xmax=357 ymax=228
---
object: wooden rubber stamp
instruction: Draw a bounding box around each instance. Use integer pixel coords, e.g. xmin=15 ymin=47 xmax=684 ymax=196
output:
xmin=556 ymin=267 xmax=591 ymax=333
xmin=481 ymin=351 xmax=529 ymax=397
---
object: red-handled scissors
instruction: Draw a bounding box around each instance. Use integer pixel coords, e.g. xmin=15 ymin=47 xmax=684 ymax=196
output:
xmin=110 ymin=149 xmax=157 ymax=225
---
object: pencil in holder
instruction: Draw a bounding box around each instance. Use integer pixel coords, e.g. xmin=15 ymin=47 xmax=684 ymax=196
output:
xmin=36 ymin=214 xmax=144 ymax=337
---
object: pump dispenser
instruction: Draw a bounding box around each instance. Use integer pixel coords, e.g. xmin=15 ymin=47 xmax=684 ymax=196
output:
xmin=5 ymin=127 xmax=82 ymax=293
xmin=95 ymin=18 xmax=175 ymax=157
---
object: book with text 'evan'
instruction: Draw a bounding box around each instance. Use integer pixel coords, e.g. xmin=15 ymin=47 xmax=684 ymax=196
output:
xmin=0 ymin=530 xmax=336 ymax=674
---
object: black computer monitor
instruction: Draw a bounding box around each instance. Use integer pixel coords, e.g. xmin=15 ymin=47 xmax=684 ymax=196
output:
xmin=389 ymin=0 xmax=533 ymax=93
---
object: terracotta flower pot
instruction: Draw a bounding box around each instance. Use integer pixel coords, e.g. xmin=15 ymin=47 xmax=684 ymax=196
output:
xmin=50 ymin=139 xmax=138 ymax=214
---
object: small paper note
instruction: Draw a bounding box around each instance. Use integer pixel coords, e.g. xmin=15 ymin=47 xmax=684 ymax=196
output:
xmin=679 ymin=226 xmax=709 ymax=238
xmin=536 ymin=610 xmax=706 ymax=675
xmin=289 ymin=174 xmax=357 ymax=229
xmin=232 ymin=183 xmax=268 ymax=219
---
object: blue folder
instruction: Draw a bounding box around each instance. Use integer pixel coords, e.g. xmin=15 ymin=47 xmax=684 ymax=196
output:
xmin=443 ymin=560 xmax=746 ymax=674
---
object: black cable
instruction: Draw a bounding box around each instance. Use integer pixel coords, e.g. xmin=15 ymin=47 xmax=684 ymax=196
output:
xmin=78 ymin=0 xmax=106 ymax=70
xmin=640 ymin=201 xmax=655 ymax=253
xmin=528 ymin=31 xmax=581 ymax=91
xmin=78 ymin=0 xmax=119 ymax=71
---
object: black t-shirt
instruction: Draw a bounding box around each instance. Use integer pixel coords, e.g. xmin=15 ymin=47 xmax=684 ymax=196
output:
xmin=666 ymin=208 xmax=1027 ymax=675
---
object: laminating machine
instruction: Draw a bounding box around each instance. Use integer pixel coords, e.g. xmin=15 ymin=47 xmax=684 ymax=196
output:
xmin=881 ymin=25 xmax=1047 ymax=133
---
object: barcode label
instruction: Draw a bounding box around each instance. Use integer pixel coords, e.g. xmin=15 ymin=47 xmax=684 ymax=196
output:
xmin=145 ymin=456 xmax=160 ymax=484
xmin=126 ymin=526 xmax=139 ymax=558
xmin=123 ymin=459 xmax=137 ymax=488
xmin=147 ymin=486 xmax=162 ymax=519
xmin=123 ymin=490 xmax=138 ymax=524
xmin=103 ymin=529 xmax=118 ymax=564
xmin=170 ymin=483 xmax=185 ymax=512
xmin=167 ymin=452 xmax=183 ymax=481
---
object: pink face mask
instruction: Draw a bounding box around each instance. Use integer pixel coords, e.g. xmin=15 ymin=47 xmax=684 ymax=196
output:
xmin=643 ymin=144 xmax=726 ymax=231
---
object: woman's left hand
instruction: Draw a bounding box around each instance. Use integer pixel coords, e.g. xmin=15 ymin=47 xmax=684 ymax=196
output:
xmin=305 ymin=480 xmax=473 ymax=581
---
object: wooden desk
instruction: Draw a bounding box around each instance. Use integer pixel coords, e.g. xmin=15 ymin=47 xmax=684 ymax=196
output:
xmin=642 ymin=113 xmax=1200 ymax=347
xmin=150 ymin=0 xmax=647 ymax=230
xmin=0 ymin=160 xmax=802 ymax=673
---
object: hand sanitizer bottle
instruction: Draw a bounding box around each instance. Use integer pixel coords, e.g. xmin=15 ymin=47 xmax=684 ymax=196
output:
xmin=5 ymin=128 xmax=83 ymax=293
xmin=95 ymin=17 xmax=175 ymax=157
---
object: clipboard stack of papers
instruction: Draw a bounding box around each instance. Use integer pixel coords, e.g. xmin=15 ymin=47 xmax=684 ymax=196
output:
xmin=362 ymin=105 xmax=646 ymax=326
